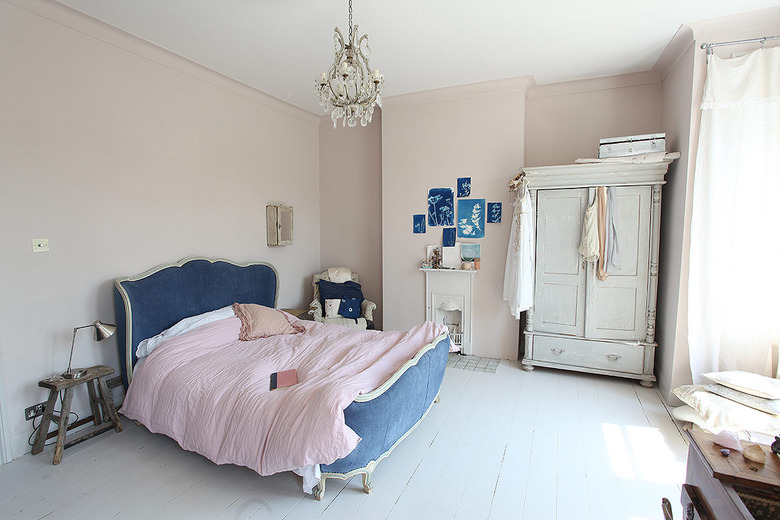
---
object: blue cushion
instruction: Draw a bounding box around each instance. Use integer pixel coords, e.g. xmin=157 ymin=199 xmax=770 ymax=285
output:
xmin=318 ymin=280 xmax=364 ymax=306
xmin=339 ymin=297 xmax=362 ymax=319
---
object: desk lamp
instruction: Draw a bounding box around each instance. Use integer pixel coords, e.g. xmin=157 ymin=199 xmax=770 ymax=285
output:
xmin=63 ymin=321 xmax=116 ymax=379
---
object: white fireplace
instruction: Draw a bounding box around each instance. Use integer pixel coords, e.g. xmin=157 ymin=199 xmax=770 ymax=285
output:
xmin=422 ymin=269 xmax=477 ymax=355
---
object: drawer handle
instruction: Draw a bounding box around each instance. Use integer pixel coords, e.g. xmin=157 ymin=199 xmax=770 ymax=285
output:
xmin=606 ymin=354 xmax=621 ymax=362
xmin=551 ymin=348 xmax=564 ymax=355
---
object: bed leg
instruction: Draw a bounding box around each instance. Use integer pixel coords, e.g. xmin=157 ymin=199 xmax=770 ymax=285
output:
xmin=362 ymin=472 xmax=373 ymax=494
xmin=314 ymin=479 xmax=325 ymax=501
xmin=362 ymin=460 xmax=376 ymax=494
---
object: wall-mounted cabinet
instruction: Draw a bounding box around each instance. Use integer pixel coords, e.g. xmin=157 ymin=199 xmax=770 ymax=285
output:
xmin=266 ymin=205 xmax=293 ymax=246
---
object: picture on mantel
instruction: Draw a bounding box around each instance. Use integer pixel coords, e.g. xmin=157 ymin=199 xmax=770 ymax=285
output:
xmin=457 ymin=198 xmax=485 ymax=238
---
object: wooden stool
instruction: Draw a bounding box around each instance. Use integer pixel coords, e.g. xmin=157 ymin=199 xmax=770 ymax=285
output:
xmin=31 ymin=365 xmax=123 ymax=464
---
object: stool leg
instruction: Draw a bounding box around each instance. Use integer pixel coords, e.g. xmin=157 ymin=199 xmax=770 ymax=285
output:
xmin=31 ymin=389 xmax=58 ymax=456
xmin=86 ymin=380 xmax=103 ymax=426
xmin=97 ymin=377 xmax=122 ymax=432
xmin=52 ymin=387 xmax=74 ymax=465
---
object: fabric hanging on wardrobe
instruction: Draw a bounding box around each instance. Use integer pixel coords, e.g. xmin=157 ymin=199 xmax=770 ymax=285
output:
xmin=578 ymin=186 xmax=620 ymax=280
xmin=503 ymin=176 xmax=535 ymax=318
xmin=604 ymin=186 xmax=620 ymax=274
xmin=688 ymin=46 xmax=780 ymax=383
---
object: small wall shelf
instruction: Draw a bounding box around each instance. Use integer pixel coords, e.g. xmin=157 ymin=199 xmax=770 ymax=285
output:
xmin=421 ymin=268 xmax=477 ymax=355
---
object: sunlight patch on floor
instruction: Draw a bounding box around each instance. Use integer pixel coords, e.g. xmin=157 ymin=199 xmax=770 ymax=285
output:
xmin=602 ymin=423 xmax=687 ymax=485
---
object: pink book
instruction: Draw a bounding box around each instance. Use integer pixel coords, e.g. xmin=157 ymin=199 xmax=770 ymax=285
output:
xmin=270 ymin=369 xmax=297 ymax=390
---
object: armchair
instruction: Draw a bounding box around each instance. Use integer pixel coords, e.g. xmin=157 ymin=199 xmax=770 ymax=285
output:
xmin=309 ymin=267 xmax=376 ymax=330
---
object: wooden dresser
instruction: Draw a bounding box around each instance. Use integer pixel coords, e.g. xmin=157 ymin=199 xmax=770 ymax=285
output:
xmin=680 ymin=430 xmax=780 ymax=519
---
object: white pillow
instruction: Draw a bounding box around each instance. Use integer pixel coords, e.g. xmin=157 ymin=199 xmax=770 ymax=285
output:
xmin=135 ymin=305 xmax=235 ymax=359
xmin=704 ymin=370 xmax=780 ymax=399
xmin=327 ymin=267 xmax=352 ymax=283
xmin=672 ymin=384 xmax=780 ymax=435
xmin=706 ymin=384 xmax=780 ymax=416
xmin=324 ymin=299 xmax=342 ymax=319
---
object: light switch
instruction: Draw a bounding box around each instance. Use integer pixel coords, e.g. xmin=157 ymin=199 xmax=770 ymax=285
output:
xmin=32 ymin=238 xmax=49 ymax=252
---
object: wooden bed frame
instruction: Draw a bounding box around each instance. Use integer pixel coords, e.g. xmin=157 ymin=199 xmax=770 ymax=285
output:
xmin=113 ymin=257 xmax=449 ymax=499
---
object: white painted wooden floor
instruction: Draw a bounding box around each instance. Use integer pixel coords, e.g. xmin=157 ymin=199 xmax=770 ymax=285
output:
xmin=0 ymin=361 xmax=689 ymax=520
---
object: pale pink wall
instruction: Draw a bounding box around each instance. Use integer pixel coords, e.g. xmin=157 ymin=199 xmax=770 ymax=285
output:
xmin=0 ymin=0 xmax=321 ymax=459
xmin=382 ymin=78 xmax=532 ymax=360
xmin=318 ymin=113 xmax=383 ymax=329
xmin=525 ymin=72 xmax=663 ymax=167
xmin=655 ymin=27 xmax=696 ymax=404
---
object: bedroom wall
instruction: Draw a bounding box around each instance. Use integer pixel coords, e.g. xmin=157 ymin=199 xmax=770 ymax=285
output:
xmin=525 ymin=72 xmax=663 ymax=167
xmin=381 ymin=78 xmax=532 ymax=360
xmin=654 ymin=27 xmax=696 ymax=405
xmin=318 ymin=114 xmax=384 ymax=329
xmin=0 ymin=0 xmax=321 ymax=460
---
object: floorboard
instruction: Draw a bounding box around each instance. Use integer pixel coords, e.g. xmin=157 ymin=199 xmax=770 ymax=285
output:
xmin=0 ymin=362 xmax=688 ymax=520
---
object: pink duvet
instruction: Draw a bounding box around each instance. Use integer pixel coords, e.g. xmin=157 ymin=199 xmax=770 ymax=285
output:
xmin=120 ymin=317 xmax=447 ymax=476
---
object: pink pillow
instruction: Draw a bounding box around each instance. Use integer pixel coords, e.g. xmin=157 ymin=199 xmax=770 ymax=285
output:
xmin=232 ymin=303 xmax=303 ymax=340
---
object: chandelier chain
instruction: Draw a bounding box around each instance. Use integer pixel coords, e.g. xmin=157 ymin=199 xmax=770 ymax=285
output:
xmin=348 ymin=0 xmax=353 ymax=42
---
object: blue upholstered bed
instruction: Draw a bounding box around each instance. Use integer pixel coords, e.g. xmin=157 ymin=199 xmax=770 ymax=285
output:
xmin=113 ymin=257 xmax=449 ymax=499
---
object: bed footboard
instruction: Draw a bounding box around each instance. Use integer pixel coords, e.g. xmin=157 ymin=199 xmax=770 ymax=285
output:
xmin=315 ymin=334 xmax=450 ymax=499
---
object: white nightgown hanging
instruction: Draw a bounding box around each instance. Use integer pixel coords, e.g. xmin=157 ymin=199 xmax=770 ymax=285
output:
xmin=503 ymin=178 xmax=535 ymax=319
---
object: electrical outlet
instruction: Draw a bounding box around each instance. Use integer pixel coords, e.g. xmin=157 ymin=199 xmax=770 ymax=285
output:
xmin=106 ymin=376 xmax=123 ymax=389
xmin=25 ymin=402 xmax=46 ymax=421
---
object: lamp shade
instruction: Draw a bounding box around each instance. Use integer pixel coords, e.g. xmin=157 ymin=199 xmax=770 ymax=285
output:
xmin=93 ymin=321 xmax=116 ymax=341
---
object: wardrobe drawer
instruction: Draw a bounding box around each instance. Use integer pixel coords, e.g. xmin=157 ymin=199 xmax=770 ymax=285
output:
xmin=533 ymin=335 xmax=645 ymax=374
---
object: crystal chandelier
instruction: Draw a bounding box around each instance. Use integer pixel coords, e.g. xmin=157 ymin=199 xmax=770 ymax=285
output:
xmin=315 ymin=0 xmax=384 ymax=128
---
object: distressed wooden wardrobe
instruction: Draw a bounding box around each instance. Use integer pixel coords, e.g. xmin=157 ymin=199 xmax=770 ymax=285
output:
xmin=521 ymin=160 xmax=673 ymax=387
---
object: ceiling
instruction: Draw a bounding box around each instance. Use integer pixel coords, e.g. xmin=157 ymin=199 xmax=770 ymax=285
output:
xmin=54 ymin=0 xmax=779 ymax=114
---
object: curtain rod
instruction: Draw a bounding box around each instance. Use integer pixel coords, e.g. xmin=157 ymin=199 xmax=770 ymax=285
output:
xmin=701 ymin=35 xmax=780 ymax=55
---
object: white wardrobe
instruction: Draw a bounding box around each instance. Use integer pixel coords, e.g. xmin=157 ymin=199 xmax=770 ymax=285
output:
xmin=521 ymin=161 xmax=672 ymax=387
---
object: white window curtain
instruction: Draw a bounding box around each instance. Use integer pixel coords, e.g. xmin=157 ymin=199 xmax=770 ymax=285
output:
xmin=688 ymin=46 xmax=780 ymax=383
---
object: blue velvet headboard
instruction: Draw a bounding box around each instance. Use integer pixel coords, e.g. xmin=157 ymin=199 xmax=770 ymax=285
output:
xmin=113 ymin=257 xmax=278 ymax=386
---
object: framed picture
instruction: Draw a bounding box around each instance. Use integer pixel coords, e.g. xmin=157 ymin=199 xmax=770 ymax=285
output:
xmin=487 ymin=202 xmax=502 ymax=223
xmin=413 ymin=214 xmax=426 ymax=233
xmin=460 ymin=243 xmax=481 ymax=261
xmin=427 ymin=188 xmax=454 ymax=227
xmin=442 ymin=227 xmax=456 ymax=247
xmin=457 ymin=198 xmax=486 ymax=238
xmin=457 ymin=177 xmax=471 ymax=198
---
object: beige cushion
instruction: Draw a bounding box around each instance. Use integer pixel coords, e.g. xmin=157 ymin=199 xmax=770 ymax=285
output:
xmin=321 ymin=316 xmax=367 ymax=330
xmin=327 ymin=267 xmax=352 ymax=283
xmin=324 ymin=299 xmax=342 ymax=319
xmin=672 ymin=384 xmax=780 ymax=435
xmin=704 ymin=370 xmax=780 ymax=399
xmin=232 ymin=303 xmax=303 ymax=340
xmin=706 ymin=384 xmax=780 ymax=416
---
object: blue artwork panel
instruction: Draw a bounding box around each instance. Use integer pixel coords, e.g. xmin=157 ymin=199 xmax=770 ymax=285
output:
xmin=488 ymin=202 xmax=502 ymax=223
xmin=457 ymin=198 xmax=486 ymax=239
xmin=457 ymin=177 xmax=471 ymax=198
xmin=442 ymin=227 xmax=456 ymax=247
xmin=413 ymin=214 xmax=426 ymax=233
xmin=427 ymin=188 xmax=454 ymax=227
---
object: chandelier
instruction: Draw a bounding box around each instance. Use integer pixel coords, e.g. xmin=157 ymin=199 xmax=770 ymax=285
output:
xmin=315 ymin=0 xmax=384 ymax=128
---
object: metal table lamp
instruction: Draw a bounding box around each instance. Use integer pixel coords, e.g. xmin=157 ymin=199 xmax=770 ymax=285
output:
xmin=62 ymin=321 xmax=116 ymax=379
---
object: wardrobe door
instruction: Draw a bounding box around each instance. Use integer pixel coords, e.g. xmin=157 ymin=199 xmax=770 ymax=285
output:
xmin=585 ymin=185 xmax=651 ymax=340
xmin=533 ymin=188 xmax=588 ymax=336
